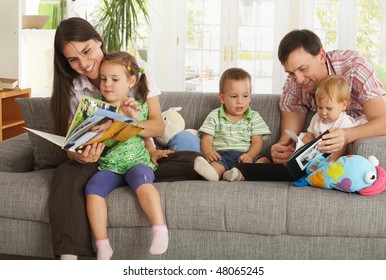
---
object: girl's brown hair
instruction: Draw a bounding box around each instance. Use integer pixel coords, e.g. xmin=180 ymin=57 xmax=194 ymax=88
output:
xmin=101 ymin=51 xmax=149 ymax=102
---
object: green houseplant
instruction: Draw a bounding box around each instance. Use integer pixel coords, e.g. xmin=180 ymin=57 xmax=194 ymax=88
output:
xmin=95 ymin=0 xmax=149 ymax=52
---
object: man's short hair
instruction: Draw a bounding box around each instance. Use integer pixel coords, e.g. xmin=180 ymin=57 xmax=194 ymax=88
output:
xmin=278 ymin=29 xmax=323 ymax=64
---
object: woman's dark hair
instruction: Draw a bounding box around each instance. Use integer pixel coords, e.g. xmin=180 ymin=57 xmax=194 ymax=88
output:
xmin=278 ymin=29 xmax=323 ymax=65
xmin=51 ymin=17 xmax=107 ymax=136
xmin=102 ymin=51 xmax=149 ymax=102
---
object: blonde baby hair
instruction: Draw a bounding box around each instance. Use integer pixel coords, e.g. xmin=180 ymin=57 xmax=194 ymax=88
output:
xmin=315 ymin=75 xmax=350 ymax=104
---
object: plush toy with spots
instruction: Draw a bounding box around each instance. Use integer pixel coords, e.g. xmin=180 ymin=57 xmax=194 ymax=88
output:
xmin=155 ymin=107 xmax=201 ymax=152
xmin=293 ymin=155 xmax=386 ymax=196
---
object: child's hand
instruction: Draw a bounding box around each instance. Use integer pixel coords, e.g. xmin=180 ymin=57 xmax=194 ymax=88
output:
xmin=238 ymin=153 xmax=254 ymax=163
xmin=119 ymin=97 xmax=141 ymax=119
xmin=149 ymin=149 xmax=175 ymax=166
xmin=204 ymin=150 xmax=221 ymax=162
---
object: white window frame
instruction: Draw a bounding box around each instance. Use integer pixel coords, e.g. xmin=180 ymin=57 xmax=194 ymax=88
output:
xmin=147 ymin=0 xmax=386 ymax=93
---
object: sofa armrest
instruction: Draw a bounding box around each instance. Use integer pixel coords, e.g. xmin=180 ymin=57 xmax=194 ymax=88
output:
xmin=0 ymin=133 xmax=34 ymax=172
xmin=350 ymin=136 xmax=386 ymax=167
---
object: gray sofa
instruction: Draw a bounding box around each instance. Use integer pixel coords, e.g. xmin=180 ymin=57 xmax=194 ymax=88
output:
xmin=1 ymin=91 xmax=386 ymax=260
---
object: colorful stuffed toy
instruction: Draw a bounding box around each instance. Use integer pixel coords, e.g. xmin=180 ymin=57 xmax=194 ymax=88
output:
xmin=155 ymin=107 xmax=201 ymax=152
xmin=293 ymin=155 xmax=386 ymax=196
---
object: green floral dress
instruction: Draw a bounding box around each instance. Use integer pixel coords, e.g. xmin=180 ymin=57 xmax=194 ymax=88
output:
xmin=97 ymin=102 xmax=156 ymax=174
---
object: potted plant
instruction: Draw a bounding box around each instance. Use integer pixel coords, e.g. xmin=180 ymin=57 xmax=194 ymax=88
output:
xmin=95 ymin=0 xmax=149 ymax=52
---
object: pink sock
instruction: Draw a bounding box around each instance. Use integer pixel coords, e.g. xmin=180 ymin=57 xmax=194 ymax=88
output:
xmin=95 ymin=238 xmax=113 ymax=260
xmin=149 ymin=225 xmax=169 ymax=255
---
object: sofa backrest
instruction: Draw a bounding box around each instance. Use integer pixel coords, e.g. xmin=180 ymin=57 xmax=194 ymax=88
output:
xmin=17 ymin=92 xmax=314 ymax=170
xmin=159 ymin=92 xmax=313 ymax=156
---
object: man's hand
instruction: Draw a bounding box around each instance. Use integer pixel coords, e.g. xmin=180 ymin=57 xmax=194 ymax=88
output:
xmin=149 ymin=149 xmax=175 ymax=166
xmin=317 ymin=127 xmax=346 ymax=154
xmin=271 ymin=142 xmax=295 ymax=163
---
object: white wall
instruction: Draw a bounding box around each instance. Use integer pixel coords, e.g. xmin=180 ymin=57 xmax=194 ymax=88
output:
xmin=20 ymin=30 xmax=55 ymax=97
xmin=147 ymin=0 xmax=184 ymax=91
xmin=0 ymin=0 xmax=21 ymax=80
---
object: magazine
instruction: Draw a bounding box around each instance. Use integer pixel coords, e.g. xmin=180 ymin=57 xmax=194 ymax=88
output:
xmin=236 ymin=130 xmax=331 ymax=181
xmin=26 ymin=96 xmax=143 ymax=153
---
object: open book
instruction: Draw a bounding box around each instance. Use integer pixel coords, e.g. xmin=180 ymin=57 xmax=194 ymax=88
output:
xmin=284 ymin=129 xmax=330 ymax=173
xmin=26 ymin=96 xmax=143 ymax=153
xmin=236 ymin=130 xmax=331 ymax=181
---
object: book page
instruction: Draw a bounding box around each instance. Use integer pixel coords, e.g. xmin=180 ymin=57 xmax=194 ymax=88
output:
xmin=287 ymin=130 xmax=330 ymax=171
xmin=25 ymin=96 xmax=141 ymax=152
xmin=285 ymin=129 xmax=304 ymax=151
xmin=66 ymin=96 xmax=118 ymax=137
xmin=294 ymin=140 xmax=322 ymax=170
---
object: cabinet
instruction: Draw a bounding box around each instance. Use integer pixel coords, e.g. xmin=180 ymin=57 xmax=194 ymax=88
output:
xmin=0 ymin=88 xmax=31 ymax=141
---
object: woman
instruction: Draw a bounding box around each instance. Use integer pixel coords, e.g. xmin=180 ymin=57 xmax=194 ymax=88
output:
xmin=50 ymin=17 xmax=201 ymax=260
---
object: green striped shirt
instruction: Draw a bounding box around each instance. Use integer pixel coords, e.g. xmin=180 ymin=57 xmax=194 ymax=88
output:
xmin=199 ymin=105 xmax=271 ymax=152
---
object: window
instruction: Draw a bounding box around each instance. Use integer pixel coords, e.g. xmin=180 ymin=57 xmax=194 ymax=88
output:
xmin=184 ymin=0 xmax=282 ymax=94
xmin=301 ymin=0 xmax=385 ymax=64
xmin=147 ymin=0 xmax=386 ymax=93
xmin=356 ymin=0 xmax=383 ymax=62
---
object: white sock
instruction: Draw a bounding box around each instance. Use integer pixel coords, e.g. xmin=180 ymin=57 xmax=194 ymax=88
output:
xmin=95 ymin=238 xmax=113 ymax=260
xmin=60 ymin=254 xmax=78 ymax=260
xmin=149 ymin=225 xmax=169 ymax=255
xmin=194 ymin=156 xmax=219 ymax=181
xmin=223 ymin=167 xmax=244 ymax=182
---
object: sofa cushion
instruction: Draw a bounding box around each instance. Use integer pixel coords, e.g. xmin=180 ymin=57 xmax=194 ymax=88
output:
xmin=0 ymin=169 xmax=53 ymax=223
xmin=0 ymin=133 xmax=34 ymax=172
xmin=16 ymin=98 xmax=67 ymax=170
xmin=106 ymin=181 xmax=289 ymax=236
xmin=287 ymin=186 xmax=386 ymax=238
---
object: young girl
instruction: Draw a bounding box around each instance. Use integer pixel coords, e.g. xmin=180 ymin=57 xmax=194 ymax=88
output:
xmin=301 ymin=75 xmax=367 ymax=160
xmin=85 ymin=52 xmax=168 ymax=260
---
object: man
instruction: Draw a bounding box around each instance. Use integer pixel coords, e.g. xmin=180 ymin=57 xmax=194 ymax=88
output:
xmin=271 ymin=29 xmax=386 ymax=163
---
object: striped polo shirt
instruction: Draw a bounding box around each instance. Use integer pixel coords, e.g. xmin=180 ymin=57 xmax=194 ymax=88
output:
xmin=199 ymin=104 xmax=271 ymax=152
xmin=279 ymin=50 xmax=386 ymax=119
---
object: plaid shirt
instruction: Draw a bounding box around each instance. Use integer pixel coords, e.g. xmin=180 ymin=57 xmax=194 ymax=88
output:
xmin=279 ymin=50 xmax=385 ymax=119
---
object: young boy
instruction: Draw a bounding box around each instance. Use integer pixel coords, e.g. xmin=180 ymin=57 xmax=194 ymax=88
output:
xmin=194 ymin=68 xmax=271 ymax=182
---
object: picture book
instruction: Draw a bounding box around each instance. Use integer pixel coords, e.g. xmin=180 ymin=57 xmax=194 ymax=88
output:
xmin=26 ymin=96 xmax=143 ymax=153
xmin=236 ymin=130 xmax=331 ymax=181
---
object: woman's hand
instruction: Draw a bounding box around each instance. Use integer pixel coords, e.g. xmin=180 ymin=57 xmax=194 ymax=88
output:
xmin=73 ymin=142 xmax=105 ymax=163
xmin=119 ymin=97 xmax=141 ymax=120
